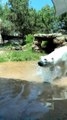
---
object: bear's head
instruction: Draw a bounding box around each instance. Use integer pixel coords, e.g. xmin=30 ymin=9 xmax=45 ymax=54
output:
xmin=38 ymin=56 xmax=54 ymax=67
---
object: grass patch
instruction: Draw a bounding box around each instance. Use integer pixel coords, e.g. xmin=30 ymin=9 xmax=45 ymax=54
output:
xmin=0 ymin=44 xmax=45 ymax=62
xmin=7 ymin=50 xmax=43 ymax=61
xmin=0 ymin=34 xmax=46 ymax=62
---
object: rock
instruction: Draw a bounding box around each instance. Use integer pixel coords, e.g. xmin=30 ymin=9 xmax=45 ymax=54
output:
xmin=0 ymin=33 xmax=3 ymax=44
xmin=32 ymin=33 xmax=67 ymax=53
xmin=33 ymin=40 xmax=40 ymax=45
xmin=53 ymin=36 xmax=65 ymax=44
xmin=32 ymin=44 xmax=41 ymax=52
xmin=34 ymin=33 xmax=62 ymax=39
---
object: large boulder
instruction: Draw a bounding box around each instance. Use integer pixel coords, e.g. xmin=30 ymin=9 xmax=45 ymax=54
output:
xmin=53 ymin=36 xmax=65 ymax=44
xmin=32 ymin=33 xmax=67 ymax=53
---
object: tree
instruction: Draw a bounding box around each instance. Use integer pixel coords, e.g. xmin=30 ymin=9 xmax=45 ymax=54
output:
xmin=36 ymin=6 xmax=61 ymax=33
xmin=0 ymin=4 xmax=15 ymax=35
xmin=59 ymin=13 xmax=67 ymax=30
xmin=0 ymin=5 xmax=3 ymax=18
xmin=28 ymin=8 xmax=39 ymax=33
xmin=8 ymin=0 xmax=30 ymax=37
xmin=1 ymin=1 xmax=65 ymax=37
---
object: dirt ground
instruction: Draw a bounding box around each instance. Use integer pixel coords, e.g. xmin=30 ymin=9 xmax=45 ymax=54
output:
xmin=0 ymin=61 xmax=67 ymax=87
xmin=0 ymin=61 xmax=43 ymax=82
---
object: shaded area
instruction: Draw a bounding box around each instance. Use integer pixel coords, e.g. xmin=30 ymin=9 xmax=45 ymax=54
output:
xmin=2 ymin=34 xmax=23 ymax=41
xmin=43 ymin=39 xmax=56 ymax=53
xmin=0 ymin=78 xmax=67 ymax=119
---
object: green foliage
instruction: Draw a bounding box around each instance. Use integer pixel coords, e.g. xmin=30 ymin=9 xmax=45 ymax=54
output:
xmin=0 ymin=49 xmax=44 ymax=62
xmin=28 ymin=8 xmax=38 ymax=33
xmin=25 ymin=34 xmax=34 ymax=44
xmin=2 ymin=20 xmax=15 ymax=35
xmin=0 ymin=5 xmax=3 ymax=18
xmin=8 ymin=0 xmax=30 ymax=36
xmin=41 ymin=41 xmax=48 ymax=47
xmin=0 ymin=41 xmax=44 ymax=62
xmin=59 ymin=13 xmax=67 ymax=30
xmin=0 ymin=1 xmax=67 ymax=37
xmin=9 ymin=51 xmax=41 ymax=61
xmin=0 ymin=4 xmax=15 ymax=35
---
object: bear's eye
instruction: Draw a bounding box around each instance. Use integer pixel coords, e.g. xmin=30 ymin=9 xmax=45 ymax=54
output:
xmin=44 ymin=58 xmax=47 ymax=62
xmin=52 ymin=58 xmax=54 ymax=60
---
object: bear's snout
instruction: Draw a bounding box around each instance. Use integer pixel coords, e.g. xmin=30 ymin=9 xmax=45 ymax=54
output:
xmin=38 ymin=61 xmax=44 ymax=66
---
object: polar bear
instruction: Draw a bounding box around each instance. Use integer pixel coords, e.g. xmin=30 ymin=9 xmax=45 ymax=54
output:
xmin=38 ymin=46 xmax=67 ymax=82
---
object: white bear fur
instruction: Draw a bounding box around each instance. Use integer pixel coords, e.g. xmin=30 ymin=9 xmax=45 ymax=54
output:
xmin=39 ymin=46 xmax=67 ymax=82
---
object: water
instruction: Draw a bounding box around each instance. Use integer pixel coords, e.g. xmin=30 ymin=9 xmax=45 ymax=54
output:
xmin=0 ymin=78 xmax=67 ymax=120
xmin=0 ymin=62 xmax=67 ymax=119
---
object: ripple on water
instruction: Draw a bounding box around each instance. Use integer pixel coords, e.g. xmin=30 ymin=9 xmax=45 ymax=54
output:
xmin=0 ymin=78 xmax=67 ymax=120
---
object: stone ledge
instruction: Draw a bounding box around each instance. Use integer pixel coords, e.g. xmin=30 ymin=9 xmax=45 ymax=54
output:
xmin=33 ymin=33 xmax=67 ymax=53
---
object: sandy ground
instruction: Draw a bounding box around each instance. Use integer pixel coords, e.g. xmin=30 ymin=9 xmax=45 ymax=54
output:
xmin=0 ymin=61 xmax=67 ymax=87
xmin=0 ymin=61 xmax=43 ymax=82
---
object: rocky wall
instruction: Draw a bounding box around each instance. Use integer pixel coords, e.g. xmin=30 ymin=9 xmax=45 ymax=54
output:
xmin=32 ymin=33 xmax=67 ymax=53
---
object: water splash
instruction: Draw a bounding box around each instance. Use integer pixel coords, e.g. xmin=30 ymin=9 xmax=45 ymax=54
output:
xmin=38 ymin=65 xmax=63 ymax=83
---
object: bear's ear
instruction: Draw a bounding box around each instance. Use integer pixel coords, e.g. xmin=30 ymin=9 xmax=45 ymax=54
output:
xmin=52 ymin=58 xmax=54 ymax=63
xmin=52 ymin=58 xmax=54 ymax=60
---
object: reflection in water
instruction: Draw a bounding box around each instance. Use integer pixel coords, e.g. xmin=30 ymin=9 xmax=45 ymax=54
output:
xmin=0 ymin=78 xmax=67 ymax=119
